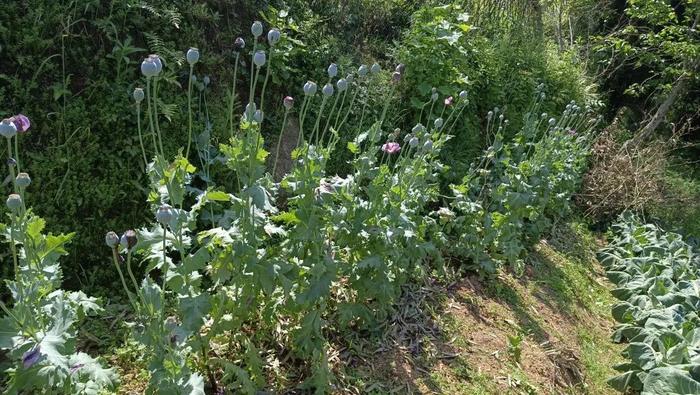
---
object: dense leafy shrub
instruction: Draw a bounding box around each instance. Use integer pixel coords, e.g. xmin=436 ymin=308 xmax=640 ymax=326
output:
xmin=598 ymin=213 xmax=700 ymax=394
xmin=394 ymin=3 xmax=591 ymax=183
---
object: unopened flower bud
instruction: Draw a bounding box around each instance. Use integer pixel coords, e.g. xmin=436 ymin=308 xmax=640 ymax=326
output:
xmin=337 ymin=78 xmax=348 ymax=91
xmin=141 ymin=58 xmax=158 ymax=78
xmin=370 ymin=63 xmax=380 ymax=74
xmin=203 ymin=75 xmax=210 ymax=86
xmin=549 ymin=118 xmax=556 ymax=126
xmin=267 ymin=28 xmax=281 ymax=45
xmin=303 ymin=81 xmax=317 ymax=96
xmin=431 ymin=92 xmax=438 ymax=102
xmin=459 ymin=90 xmax=468 ymax=100
xmin=186 ymin=47 xmax=200 ymax=65
xmin=253 ymin=51 xmax=266 ymax=67
xmin=233 ymin=37 xmax=245 ymax=52
xmin=322 ymin=83 xmax=334 ymax=97
xmin=251 ymin=21 xmax=263 ymax=37
xmin=395 ymin=64 xmax=405 ymax=74
xmin=156 ymin=204 xmax=174 ymax=225
xmin=0 ymin=119 xmax=17 ymax=139
xmin=15 ymin=173 xmax=30 ymax=188
xmin=22 ymin=347 xmax=41 ymax=369
xmin=133 ymin=88 xmax=145 ymax=103
xmin=391 ymin=71 xmax=401 ymax=83
xmin=254 ymin=110 xmax=264 ymax=123
xmin=409 ymin=137 xmax=419 ymax=147
xmin=105 ymin=231 xmax=119 ymax=248
xmin=6 ymin=158 xmax=16 ymax=167
xmin=11 ymin=114 xmax=30 ymax=133
xmin=346 ymin=74 xmax=354 ymax=83
xmin=412 ymin=123 xmax=425 ymax=134
xmin=283 ymin=96 xmax=294 ymax=110
xmin=434 ymin=118 xmax=443 ymax=129
xmin=120 ymin=230 xmax=138 ymax=250
xmin=423 ymin=140 xmax=433 ymax=151
xmin=327 ymin=63 xmax=338 ymax=78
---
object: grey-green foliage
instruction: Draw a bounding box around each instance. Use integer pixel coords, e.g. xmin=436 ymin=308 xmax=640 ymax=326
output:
xmin=599 ymin=212 xmax=700 ymax=394
xmin=0 ymin=212 xmax=116 ymax=393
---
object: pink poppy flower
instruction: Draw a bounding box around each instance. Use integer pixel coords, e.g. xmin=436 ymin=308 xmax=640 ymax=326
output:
xmin=444 ymin=96 xmax=453 ymax=106
xmin=382 ymin=142 xmax=401 ymax=154
xmin=11 ymin=114 xmax=30 ymax=133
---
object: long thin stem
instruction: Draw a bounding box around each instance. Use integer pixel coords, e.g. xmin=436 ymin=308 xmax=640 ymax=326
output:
xmin=320 ymin=92 xmax=341 ymax=146
xmin=146 ymin=78 xmax=160 ymax=158
xmin=153 ymin=78 xmax=166 ymax=158
xmin=337 ymin=84 xmax=361 ymax=132
xmin=186 ymin=64 xmax=194 ymax=159
xmin=311 ymin=97 xmax=328 ymax=146
xmin=272 ymin=110 xmax=289 ymax=177
xmin=259 ymin=48 xmax=273 ymax=114
xmin=7 ymin=138 xmax=16 ymax=193
xmin=126 ymin=250 xmax=145 ymax=306
xmin=112 ymin=248 xmax=138 ymax=312
xmin=136 ymin=103 xmax=148 ymax=169
xmin=160 ymin=227 xmax=168 ymax=323
xmin=14 ymin=136 xmax=20 ymax=174
xmin=9 ymin=212 xmax=18 ymax=278
xmin=228 ymin=53 xmax=241 ymax=138
xmin=297 ymin=96 xmax=309 ymax=147
xmin=248 ymin=41 xmax=258 ymax=109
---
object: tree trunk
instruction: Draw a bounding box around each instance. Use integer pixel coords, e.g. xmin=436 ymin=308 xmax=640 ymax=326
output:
xmin=621 ymin=73 xmax=688 ymax=151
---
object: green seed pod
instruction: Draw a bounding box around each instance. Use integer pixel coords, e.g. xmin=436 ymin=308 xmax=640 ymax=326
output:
xmin=105 ymin=231 xmax=119 ymax=248
xmin=156 ymin=204 xmax=174 ymax=225
xmin=133 ymin=88 xmax=145 ymax=103
xmin=120 ymin=230 xmax=138 ymax=250
xmin=15 ymin=173 xmax=30 ymax=188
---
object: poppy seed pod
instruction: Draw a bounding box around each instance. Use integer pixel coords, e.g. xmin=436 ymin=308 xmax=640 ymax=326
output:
xmin=322 ymin=83 xmax=334 ymax=97
xmin=6 ymin=158 xmax=16 ymax=167
xmin=233 ymin=37 xmax=245 ymax=52
xmin=395 ymin=64 xmax=405 ymax=74
xmin=186 ymin=47 xmax=200 ymax=65
xmin=203 ymin=76 xmax=211 ymax=86
xmin=251 ymin=21 xmax=263 ymax=37
xmin=549 ymin=118 xmax=556 ymax=126
xmin=191 ymin=75 xmax=197 ymax=83
xmin=487 ymin=111 xmax=493 ymax=120
xmin=370 ymin=63 xmax=380 ymax=74
xmin=254 ymin=110 xmax=264 ymax=123
xmin=434 ymin=118 xmax=444 ymax=129
xmin=358 ymin=65 xmax=369 ymax=77
xmin=412 ymin=123 xmax=425 ymax=134
xmin=327 ymin=63 xmax=338 ymax=78
xmin=253 ymin=51 xmax=266 ymax=67
xmin=6 ymin=193 xmax=22 ymax=212
xmin=459 ymin=90 xmax=468 ymax=100
xmin=156 ymin=204 xmax=174 ymax=225
xmin=346 ymin=74 xmax=354 ymax=83
xmin=423 ymin=139 xmax=433 ymax=152
xmin=141 ymin=58 xmax=158 ymax=78
xmin=337 ymin=78 xmax=348 ymax=92
xmin=267 ymin=28 xmax=281 ymax=45
xmin=409 ymin=136 xmax=419 ymax=148
xmin=120 ymin=230 xmax=138 ymax=250
xmin=303 ymin=81 xmax=317 ymax=96
xmin=105 ymin=231 xmax=119 ymax=248
xmin=148 ymin=54 xmax=163 ymax=74
xmin=391 ymin=71 xmax=401 ymax=83
xmin=0 ymin=119 xmax=17 ymax=139
xmin=11 ymin=114 xmax=30 ymax=133
xmin=133 ymin=88 xmax=145 ymax=103
xmin=15 ymin=173 xmax=30 ymax=188
xmin=431 ymin=92 xmax=438 ymax=102
xmin=283 ymin=96 xmax=294 ymax=110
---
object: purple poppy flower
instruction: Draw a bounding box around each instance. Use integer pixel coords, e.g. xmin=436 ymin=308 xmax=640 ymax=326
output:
xmin=444 ymin=96 xmax=453 ymax=107
xmin=70 ymin=364 xmax=85 ymax=374
xmin=283 ymin=96 xmax=294 ymax=110
xmin=381 ymin=142 xmax=401 ymax=154
xmin=567 ymin=129 xmax=577 ymax=136
xmin=22 ymin=347 xmax=41 ymax=369
xmin=11 ymin=114 xmax=30 ymax=133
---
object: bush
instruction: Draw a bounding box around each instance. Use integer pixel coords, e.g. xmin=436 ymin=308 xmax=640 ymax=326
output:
xmin=394 ymin=3 xmax=592 ymax=184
